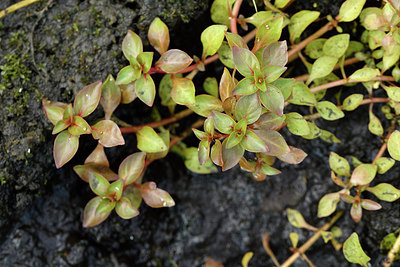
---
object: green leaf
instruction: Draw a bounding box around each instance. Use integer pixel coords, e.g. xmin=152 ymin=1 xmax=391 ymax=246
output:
xmin=261 ymin=65 xmax=287 ymax=83
xmin=245 ymin=11 xmax=277 ymax=28
xmin=89 ymin=171 xmax=110 ymax=196
xmin=148 ymin=17 xmax=169 ymax=54
xmin=118 ymin=152 xmax=146 ymax=185
xmin=222 ymin=139 xmax=245 ymax=171
xmin=367 ymin=183 xmax=400 ymax=202
xmin=226 ymin=32 xmax=248 ymax=49
xmin=254 ymin=130 xmax=290 ymax=156
xmin=85 ymin=143 xmax=109 ymax=166
xmin=240 ymin=129 xmax=267 ymax=153
xmin=232 ymin=46 xmax=260 ymax=77
xmin=241 ymin=251 xmax=254 ymax=267
xmin=138 ymin=181 xmax=175 ymax=208
xmin=342 ymin=94 xmax=363 ymax=111
xmin=73 ymin=81 xmax=102 ymax=117
xmin=184 ymin=147 xmax=218 ymax=174
xmin=388 ymin=130 xmax=400 ymax=161
xmin=212 ymin=111 xmax=235 ymax=134
xmin=83 ymin=196 xmax=112 ymax=227
xmin=235 ymin=94 xmax=262 ymax=124
xmin=305 ymin=38 xmax=326 ymax=59
xmin=68 ymin=116 xmax=91 ymax=136
xmin=277 ymin=146 xmax=307 ymax=164
xmin=321 ymin=231 xmax=333 ymax=243
xmin=253 ymin=112 xmax=285 ymax=131
xmin=122 ymin=185 xmax=142 ymax=209
xmin=343 ymin=233 xmax=370 ymax=266
xmin=360 ymin=8 xmax=386 ymax=31
xmin=146 ymin=131 xmax=170 ymax=162
xmin=201 ymin=25 xmax=228 ymax=59
xmin=219 ymin=68 xmax=234 ymax=101
xmin=262 ymin=41 xmax=288 ymax=67
xmin=323 ymin=34 xmax=350 ymax=58
xmin=159 ymin=74 xmax=177 ymax=111
xmin=210 ymin=0 xmax=236 ymax=26
xmin=316 ymin=101 xmax=344 ymax=121
xmin=289 ymin=82 xmax=317 ymax=106
xmin=254 ymin=17 xmax=284 ymax=51
xmin=349 ymin=68 xmax=380 ymax=82
xmin=91 ymin=120 xmax=125 ymax=147
xmin=198 ymin=139 xmax=211 ymax=165
xmin=203 ymin=77 xmax=219 ymax=98
xmin=329 ymin=152 xmax=351 ymax=177
xmin=115 ymin=197 xmax=140 ymax=219
xmin=385 ymin=86 xmax=400 ymax=101
xmin=259 ymin=85 xmax=285 ymax=116
xmin=171 ymin=77 xmax=196 ymax=106
xmin=135 ymin=73 xmax=156 ymax=107
xmin=318 ymin=192 xmax=340 ymax=217
xmin=119 ymin=82 xmax=137 ymax=104
xmin=275 ymin=0 xmax=291 ymax=8
xmin=136 ymin=126 xmax=168 ymax=153
xmin=116 ymin=65 xmax=137 ymax=85
xmin=307 ymin=56 xmax=338 ymax=84
xmin=96 ymin=198 xmax=116 ymax=214
xmin=42 ymin=100 xmax=67 ymax=125
xmin=320 ymin=129 xmax=341 ymax=143
xmin=338 ymin=0 xmax=367 ymax=22
xmin=368 ymin=30 xmax=385 ymax=50
xmin=217 ymin=42 xmax=235 ymax=69
xmin=289 ymin=11 xmax=320 ymax=42
xmin=53 ymin=130 xmax=79 ymax=168
xmin=302 ymin=121 xmax=322 ymax=140
xmin=285 ymin=112 xmax=310 ymax=136
xmin=191 ymin=94 xmax=223 ymax=117
xmin=233 ymin=77 xmax=258 ymax=96
xmin=137 ymin=52 xmax=153 ymax=73
xmin=374 ymin=157 xmax=395 ymax=174
xmin=101 ymin=75 xmax=121 ymax=120
xmin=272 ymin=78 xmax=295 ymax=100
xmin=73 ymin=164 xmax=118 ymax=183
xmin=122 ymin=30 xmax=143 ymax=60
xmin=286 ymin=208 xmax=311 ymax=229
xmin=107 ymin=180 xmax=124 ymax=201
xmin=156 ymin=49 xmax=193 ymax=73
xmin=368 ymin=111 xmax=384 ymax=136
xmin=350 ymin=164 xmax=377 ymax=185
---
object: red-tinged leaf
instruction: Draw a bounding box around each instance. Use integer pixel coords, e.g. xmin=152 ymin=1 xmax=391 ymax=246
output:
xmin=339 ymin=193 xmax=356 ymax=204
xmin=101 ymin=75 xmax=121 ymax=120
xmin=52 ymin=119 xmax=71 ymax=135
xmin=318 ymin=192 xmax=340 ymax=217
xmin=219 ymin=68 xmax=234 ymax=102
xmin=137 ymin=52 xmax=153 ymax=73
xmin=198 ymin=140 xmax=210 ymax=165
xmin=253 ymin=112 xmax=285 ymax=131
xmin=89 ymin=171 xmax=110 ymax=196
xmin=261 ymin=65 xmax=287 ymax=83
xmin=119 ymin=82 xmax=137 ymax=104
xmin=211 ymin=139 xmax=223 ymax=166
xmin=138 ymin=182 xmax=175 ymax=208
xmin=235 ymin=93 xmax=262 ymax=124
xmin=212 ymin=111 xmax=235 ymax=134
xmin=331 ymin=171 xmax=345 ymax=187
xmin=42 ymin=99 xmax=68 ymax=125
xmin=122 ymin=30 xmax=143 ymax=60
xmin=96 ymin=198 xmax=116 ymax=214
xmin=233 ymin=77 xmax=258 ymax=95
xmin=262 ymin=41 xmax=288 ymax=67
xmin=74 ymin=164 xmax=118 ymax=182
xmin=135 ymin=73 xmax=156 ymax=107
xmin=107 ymin=180 xmax=124 ymax=201
xmin=253 ymin=130 xmax=290 ymax=156
xmin=232 ymin=46 xmax=260 ymax=77
xmin=226 ymin=131 xmax=243 ymax=149
xmin=277 ymin=146 xmax=307 ymax=164
xmin=201 ymin=24 xmax=228 ymax=59
xmin=188 ymin=94 xmax=223 ymax=117
xmin=171 ymin=77 xmax=196 ymax=106
xmin=122 ymin=185 xmax=142 ymax=209
xmin=85 ymin=144 xmax=109 ymax=166
xmin=193 ymin=129 xmax=207 ymax=140
xmin=118 ymin=152 xmax=146 ymax=185
xmin=92 ymin=120 xmax=125 ymax=148
xmin=366 ymin=183 xmax=400 ymax=202
xmin=222 ymin=139 xmax=245 ymax=171
xmin=73 ymin=81 xmax=102 ymax=117
xmin=83 ymin=196 xmax=112 ymax=227
xmin=116 ymin=65 xmax=137 ymax=85
xmin=226 ymin=32 xmax=248 ymax=49
xmin=156 ymin=49 xmax=193 ymax=73
xmin=62 ymin=103 xmax=73 ymax=122
xmin=148 ymin=17 xmax=169 ymax=54
xmin=115 ymin=197 xmax=140 ymax=219
xmin=350 ymin=164 xmax=377 ymax=185
xmin=240 ymin=129 xmax=267 ymax=152
xmin=239 ymin=157 xmax=256 ymax=173
xmin=350 ymin=203 xmax=362 ymax=223
xmin=259 ymin=84 xmax=284 ymax=117
xmin=360 ymin=199 xmax=382 ymax=210
xmin=260 ymin=163 xmax=281 ymax=175
xmin=254 ymin=17 xmax=284 ymax=51
xmin=68 ymin=116 xmax=91 ymax=136
xmin=204 ymin=117 xmax=214 ymax=136
xmin=53 ymin=130 xmax=79 ymax=168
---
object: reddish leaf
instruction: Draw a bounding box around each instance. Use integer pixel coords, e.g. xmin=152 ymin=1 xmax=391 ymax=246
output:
xmin=235 ymin=93 xmax=262 ymax=124
xmin=119 ymin=82 xmax=137 ymax=104
xmin=92 ymin=120 xmax=125 ymax=147
xmin=240 ymin=129 xmax=267 ymax=153
xmin=360 ymin=199 xmax=382 ymax=210
xmin=42 ymin=99 xmax=68 ymax=125
xmin=73 ymin=164 xmax=118 ymax=182
xmin=101 ymin=75 xmax=121 ymax=120
xmin=122 ymin=30 xmax=143 ymax=60
xmin=211 ymin=139 xmax=223 ymax=167
xmin=115 ymin=197 xmax=140 ymax=219
xmin=219 ymin=67 xmax=234 ymax=101
xmin=148 ymin=17 xmax=170 ymax=54
xmin=107 ymin=180 xmax=124 ymax=201
xmin=350 ymin=203 xmax=362 ymax=223
xmin=262 ymin=41 xmax=288 ymax=67
xmin=73 ymin=81 xmax=102 ymax=117
xmin=156 ymin=49 xmax=193 ymax=73
xmin=83 ymin=196 xmax=112 ymax=227
xmin=85 ymin=144 xmax=109 ymax=166
xmin=198 ymin=140 xmax=211 ymax=165
xmin=89 ymin=171 xmax=110 ymax=196
xmin=222 ymin=139 xmax=245 ymax=171
xmin=259 ymin=84 xmax=284 ymax=117
xmin=53 ymin=130 xmax=79 ymax=168
xmin=68 ymin=116 xmax=91 ymax=136
xmin=96 ymin=198 xmax=116 ymax=214
xmin=254 ymin=130 xmax=290 ymax=156
xmin=118 ymin=152 xmax=146 ymax=185
xmin=212 ymin=111 xmax=235 ymax=134
xmin=277 ymin=146 xmax=307 ymax=164
xmin=138 ymin=182 xmax=175 ymax=208
xmin=232 ymin=46 xmax=260 ymax=77
xmin=350 ymin=164 xmax=377 ymax=185
xmin=253 ymin=112 xmax=285 ymax=131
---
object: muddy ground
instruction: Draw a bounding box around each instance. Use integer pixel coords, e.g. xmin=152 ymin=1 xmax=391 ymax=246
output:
xmin=0 ymin=0 xmax=399 ymax=266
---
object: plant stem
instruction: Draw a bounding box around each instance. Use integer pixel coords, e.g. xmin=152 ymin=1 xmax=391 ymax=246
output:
xmin=280 ymin=211 xmax=343 ymax=267
xmin=288 ymin=20 xmax=337 ymax=63
xmin=310 ymin=76 xmax=395 ymax=94
xmin=372 ymin=121 xmax=396 ymax=164
xmin=384 ymin=232 xmax=400 ymax=267
xmin=0 ymin=0 xmax=40 ymax=18
xmin=262 ymin=232 xmax=281 ymax=266
xmin=294 ymin=57 xmax=360 ymax=82
xmin=120 ymin=109 xmax=194 ymax=134
xmin=230 ymin=0 xmax=243 ymax=34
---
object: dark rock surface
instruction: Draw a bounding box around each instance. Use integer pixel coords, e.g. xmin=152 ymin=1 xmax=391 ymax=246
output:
xmin=0 ymin=0 xmax=399 ymax=266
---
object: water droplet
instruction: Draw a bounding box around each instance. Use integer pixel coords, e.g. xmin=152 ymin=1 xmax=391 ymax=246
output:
xmin=163 ymin=201 xmax=167 ymax=207
xmin=83 ymin=127 xmax=87 ymax=131
xmin=129 ymin=235 xmax=134 ymax=240
xmin=19 ymin=88 xmax=23 ymax=93
xmin=27 ymin=148 xmax=31 ymax=153
xmin=85 ymin=94 xmax=89 ymax=98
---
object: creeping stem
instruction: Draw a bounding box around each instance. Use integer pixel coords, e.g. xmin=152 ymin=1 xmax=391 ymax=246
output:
xmin=372 ymin=121 xmax=396 ymax=164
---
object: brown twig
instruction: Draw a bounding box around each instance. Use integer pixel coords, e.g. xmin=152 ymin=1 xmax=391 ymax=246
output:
xmin=120 ymin=109 xmax=194 ymax=134
xmin=0 ymin=0 xmax=40 ymax=19
xmin=280 ymin=211 xmax=343 ymax=267
xmin=262 ymin=232 xmax=281 ymax=266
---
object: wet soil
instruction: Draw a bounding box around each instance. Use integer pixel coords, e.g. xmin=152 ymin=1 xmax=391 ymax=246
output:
xmin=0 ymin=0 xmax=399 ymax=266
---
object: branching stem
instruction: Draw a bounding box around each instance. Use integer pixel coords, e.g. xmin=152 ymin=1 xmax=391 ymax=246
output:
xmin=372 ymin=121 xmax=396 ymax=164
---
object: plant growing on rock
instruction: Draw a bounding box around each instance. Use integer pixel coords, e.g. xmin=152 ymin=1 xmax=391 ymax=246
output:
xmin=40 ymin=0 xmax=400 ymax=265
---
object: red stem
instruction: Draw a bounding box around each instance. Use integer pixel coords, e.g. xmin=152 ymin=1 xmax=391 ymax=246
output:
xmin=230 ymin=0 xmax=243 ymax=34
xmin=372 ymin=121 xmax=396 ymax=164
xmin=310 ymin=76 xmax=396 ymax=93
